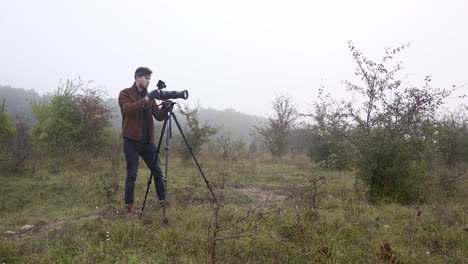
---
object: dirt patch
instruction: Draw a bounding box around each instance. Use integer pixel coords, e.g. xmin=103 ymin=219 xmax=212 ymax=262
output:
xmin=3 ymin=206 xmax=122 ymax=241
xmin=237 ymin=187 xmax=287 ymax=203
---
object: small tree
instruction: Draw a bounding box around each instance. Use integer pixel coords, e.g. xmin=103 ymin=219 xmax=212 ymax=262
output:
xmin=178 ymin=104 xmax=217 ymax=160
xmin=254 ymin=95 xmax=297 ymax=158
xmin=305 ymin=97 xmax=354 ymax=170
xmin=340 ymin=41 xmax=454 ymax=203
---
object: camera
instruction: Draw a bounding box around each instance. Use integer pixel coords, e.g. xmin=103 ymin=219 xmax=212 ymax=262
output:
xmin=156 ymin=80 xmax=188 ymax=100
xmin=156 ymin=80 xmax=167 ymax=89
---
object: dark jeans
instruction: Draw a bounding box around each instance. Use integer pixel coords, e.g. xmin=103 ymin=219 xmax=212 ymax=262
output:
xmin=124 ymin=138 xmax=165 ymax=204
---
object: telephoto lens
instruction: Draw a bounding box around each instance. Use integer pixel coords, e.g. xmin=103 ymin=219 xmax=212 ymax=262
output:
xmin=160 ymin=90 xmax=188 ymax=100
xmin=155 ymin=79 xmax=188 ymax=100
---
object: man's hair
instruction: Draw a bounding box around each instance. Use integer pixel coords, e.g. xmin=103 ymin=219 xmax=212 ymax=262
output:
xmin=134 ymin=67 xmax=153 ymax=79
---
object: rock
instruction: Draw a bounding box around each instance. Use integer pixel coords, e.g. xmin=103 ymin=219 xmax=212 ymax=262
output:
xmin=20 ymin=224 xmax=34 ymax=231
xmin=4 ymin=230 xmax=16 ymax=235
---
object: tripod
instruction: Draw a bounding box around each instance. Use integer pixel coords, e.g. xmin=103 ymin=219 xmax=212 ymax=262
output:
xmin=140 ymin=101 xmax=218 ymax=219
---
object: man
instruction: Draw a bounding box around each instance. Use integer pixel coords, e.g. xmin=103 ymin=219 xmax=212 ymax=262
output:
xmin=118 ymin=66 xmax=168 ymax=217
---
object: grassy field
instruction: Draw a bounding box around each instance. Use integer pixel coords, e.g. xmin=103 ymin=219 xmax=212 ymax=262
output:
xmin=1 ymin=153 xmax=467 ymax=263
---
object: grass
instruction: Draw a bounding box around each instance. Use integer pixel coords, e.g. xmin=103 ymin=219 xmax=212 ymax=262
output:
xmin=0 ymin=153 xmax=467 ymax=263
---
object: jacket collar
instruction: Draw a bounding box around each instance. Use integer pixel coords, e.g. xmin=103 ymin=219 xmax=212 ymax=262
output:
xmin=132 ymin=82 xmax=147 ymax=97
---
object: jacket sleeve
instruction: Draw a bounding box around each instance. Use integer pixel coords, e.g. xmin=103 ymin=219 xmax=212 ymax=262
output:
xmin=152 ymin=101 xmax=166 ymax=121
xmin=119 ymin=90 xmax=146 ymax=113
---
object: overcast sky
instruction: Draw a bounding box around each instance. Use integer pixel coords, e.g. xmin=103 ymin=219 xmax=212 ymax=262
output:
xmin=1 ymin=0 xmax=466 ymax=117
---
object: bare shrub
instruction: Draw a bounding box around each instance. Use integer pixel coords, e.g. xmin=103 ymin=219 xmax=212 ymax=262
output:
xmin=208 ymin=192 xmax=273 ymax=264
xmin=304 ymin=176 xmax=326 ymax=212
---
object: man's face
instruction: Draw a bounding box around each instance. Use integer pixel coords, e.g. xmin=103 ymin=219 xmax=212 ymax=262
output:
xmin=136 ymin=75 xmax=151 ymax=89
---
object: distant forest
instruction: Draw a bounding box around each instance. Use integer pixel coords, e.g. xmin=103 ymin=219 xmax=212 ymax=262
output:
xmin=0 ymin=85 xmax=265 ymax=143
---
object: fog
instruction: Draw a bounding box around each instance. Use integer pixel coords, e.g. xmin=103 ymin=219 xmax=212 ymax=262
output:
xmin=1 ymin=0 xmax=466 ymax=116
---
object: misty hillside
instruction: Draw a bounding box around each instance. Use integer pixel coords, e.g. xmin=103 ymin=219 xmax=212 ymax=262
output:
xmin=0 ymin=85 xmax=44 ymax=124
xmin=1 ymin=86 xmax=265 ymax=142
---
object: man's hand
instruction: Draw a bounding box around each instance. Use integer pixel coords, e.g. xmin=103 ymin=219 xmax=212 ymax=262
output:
xmin=145 ymin=89 xmax=160 ymax=102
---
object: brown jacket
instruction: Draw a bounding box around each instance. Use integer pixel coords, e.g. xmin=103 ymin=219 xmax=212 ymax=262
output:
xmin=118 ymin=83 xmax=166 ymax=143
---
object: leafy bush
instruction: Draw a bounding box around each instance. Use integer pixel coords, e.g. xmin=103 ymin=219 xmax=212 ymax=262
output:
xmin=0 ymin=101 xmax=17 ymax=171
xmin=32 ymin=78 xmax=112 ymax=155
xmin=0 ymin=100 xmax=16 ymax=143
xmin=433 ymin=106 xmax=468 ymax=167
xmin=305 ymin=100 xmax=354 ymax=170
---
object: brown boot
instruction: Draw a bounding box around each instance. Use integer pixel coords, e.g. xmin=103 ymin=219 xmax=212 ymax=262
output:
xmin=125 ymin=204 xmax=135 ymax=218
xmin=159 ymin=200 xmax=171 ymax=208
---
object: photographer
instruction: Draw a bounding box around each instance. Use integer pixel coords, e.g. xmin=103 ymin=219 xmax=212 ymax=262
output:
xmin=118 ymin=67 xmax=168 ymax=218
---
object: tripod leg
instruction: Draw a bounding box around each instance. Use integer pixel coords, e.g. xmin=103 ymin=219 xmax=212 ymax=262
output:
xmin=140 ymin=114 xmax=169 ymax=219
xmin=162 ymin=116 xmax=171 ymax=217
xmin=170 ymin=112 xmax=218 ymax=204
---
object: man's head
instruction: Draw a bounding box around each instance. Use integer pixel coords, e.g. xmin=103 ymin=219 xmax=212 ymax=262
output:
xmin=134 ymin=67 xmax=152 ymax=90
